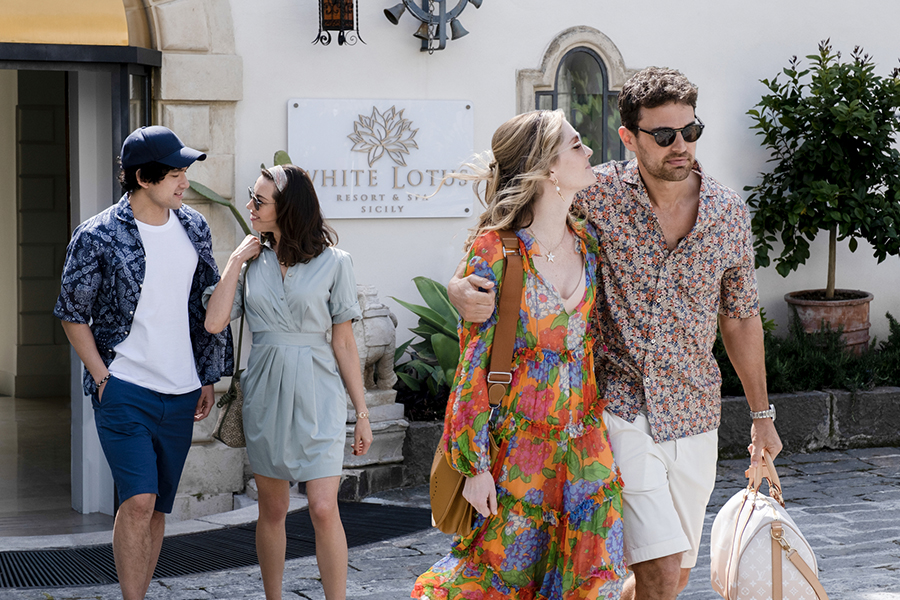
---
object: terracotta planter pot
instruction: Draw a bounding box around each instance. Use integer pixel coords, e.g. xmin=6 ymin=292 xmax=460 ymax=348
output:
xmin=784 ymin=289 xmax=874 ymax=354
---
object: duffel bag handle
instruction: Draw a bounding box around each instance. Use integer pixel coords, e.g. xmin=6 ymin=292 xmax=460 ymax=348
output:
xmin=744 ymin=449 xmax=784 ymax=506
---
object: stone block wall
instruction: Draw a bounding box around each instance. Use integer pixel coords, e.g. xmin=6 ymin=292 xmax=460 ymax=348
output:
xmin=144 ymin=0 xmax=243 ymax=270
xmin=719 ymin=387 xmax=900 ymax=458
xmin=402 ymin=421 xmax=444 ymax=486
xmin=15 ymin=71 xmax=70 ymax=397
xmin=402 ymin=388 xmax=900 ymax=487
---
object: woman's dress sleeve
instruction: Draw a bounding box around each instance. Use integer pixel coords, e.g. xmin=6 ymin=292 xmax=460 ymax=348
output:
xmin=329 ymin=250 xmax=362 ymax=324
xmin=201 ymin=262 xmax=247 ymax=322
xmin=444 ymin=230 xmax=508 ymax=477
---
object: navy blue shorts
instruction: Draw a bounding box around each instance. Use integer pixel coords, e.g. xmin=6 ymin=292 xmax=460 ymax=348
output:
xmin=92 ymin=376 xmax=200 ymax=513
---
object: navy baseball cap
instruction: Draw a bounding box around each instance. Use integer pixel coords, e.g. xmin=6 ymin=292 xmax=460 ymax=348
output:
xmin=121 ymin=126 xmax=207 ymax=169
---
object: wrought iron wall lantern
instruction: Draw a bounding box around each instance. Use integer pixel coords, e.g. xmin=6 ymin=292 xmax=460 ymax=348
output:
xmin=384 ymin=0 xmax=483 ymax=53
xmin=313 ymin=0 xmax=364 ymax=46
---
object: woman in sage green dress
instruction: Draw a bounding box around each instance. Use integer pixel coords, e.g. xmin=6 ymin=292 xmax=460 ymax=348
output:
xmin=205 ymin=165 xmax=373 ymax=600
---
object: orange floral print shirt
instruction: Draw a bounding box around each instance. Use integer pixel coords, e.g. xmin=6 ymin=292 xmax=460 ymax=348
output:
xmin=576 ymin=159 xmax=760 ymax=443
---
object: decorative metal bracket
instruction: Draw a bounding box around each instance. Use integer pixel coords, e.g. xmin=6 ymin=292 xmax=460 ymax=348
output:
xmin=384 ymin=0 xmax=483 ymax=53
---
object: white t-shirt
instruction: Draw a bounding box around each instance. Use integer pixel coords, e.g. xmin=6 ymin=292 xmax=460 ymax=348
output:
xmin=109 ymin=210 xmax=201 ymax=394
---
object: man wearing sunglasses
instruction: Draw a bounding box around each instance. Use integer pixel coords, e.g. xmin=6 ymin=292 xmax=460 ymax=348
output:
xmin=54 ymin=126 xmax=232 ymax=600
xmin=449 ymin=66 xmax=781 ymax=600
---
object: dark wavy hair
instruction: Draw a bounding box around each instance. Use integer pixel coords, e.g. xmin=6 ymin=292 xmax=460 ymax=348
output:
xmin=260 ymin=165 xmax=336 ymax=266
xmin=118 ymin=158 xmax=177 ymax=194
xmin=618 ymin=66 xmax=698 ymax=132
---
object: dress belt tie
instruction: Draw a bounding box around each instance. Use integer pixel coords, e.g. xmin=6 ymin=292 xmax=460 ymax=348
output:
xmin=252 ymin=332 xmax=328 ymax=346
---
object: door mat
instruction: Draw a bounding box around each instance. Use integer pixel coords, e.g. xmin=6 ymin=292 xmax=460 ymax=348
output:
xmin=0 ymin=502 xmax=432 ymax=589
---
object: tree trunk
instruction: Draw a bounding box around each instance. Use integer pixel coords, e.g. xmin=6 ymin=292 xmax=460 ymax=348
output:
xmin=826 ymin=225 xmax=836 ymax=299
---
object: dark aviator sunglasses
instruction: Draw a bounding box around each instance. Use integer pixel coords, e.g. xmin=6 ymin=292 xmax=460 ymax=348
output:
xmin=248 ymin=186 xmax=272 ymax=211
xmin=636 ymin=117 xmax=704 ymax=147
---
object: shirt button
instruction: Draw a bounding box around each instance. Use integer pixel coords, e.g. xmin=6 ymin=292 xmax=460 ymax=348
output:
xmin=651 ymin=339 xmax=656 ymax=345
xmin=288 ymin=273 xmax=293 ymax=277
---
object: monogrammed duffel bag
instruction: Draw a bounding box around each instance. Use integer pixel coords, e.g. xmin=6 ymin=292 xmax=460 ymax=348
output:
xmin=710 ymin=451 xmax=829 ymax=600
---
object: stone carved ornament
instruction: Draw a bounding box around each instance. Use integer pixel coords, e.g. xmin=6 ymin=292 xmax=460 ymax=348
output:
xmin=352 ymin=284 xmax=398 ymax=391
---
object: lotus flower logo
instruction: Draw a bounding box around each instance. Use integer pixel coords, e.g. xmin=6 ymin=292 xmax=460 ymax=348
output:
xmin=348 ymin=106 xmax=419 ymax=167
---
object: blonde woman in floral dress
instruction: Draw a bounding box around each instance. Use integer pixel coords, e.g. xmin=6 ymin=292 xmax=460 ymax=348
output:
xmin=413 ymin=110 xmax=626 ymax=600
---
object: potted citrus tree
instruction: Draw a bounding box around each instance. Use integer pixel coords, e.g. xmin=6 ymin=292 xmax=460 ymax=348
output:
xmin=745 ymin=40 xmax=900 ymax=352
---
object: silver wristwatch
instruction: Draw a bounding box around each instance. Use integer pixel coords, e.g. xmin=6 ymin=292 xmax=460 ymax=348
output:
xmin=750 ymin=403 xmax=776 ymax=421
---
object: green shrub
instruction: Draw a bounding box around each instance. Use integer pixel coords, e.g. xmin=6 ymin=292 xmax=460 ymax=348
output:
xmin=392 ymin=277 xmax=900 ymax=416
xmin=717 ymin=311 xmax=900 ymax=396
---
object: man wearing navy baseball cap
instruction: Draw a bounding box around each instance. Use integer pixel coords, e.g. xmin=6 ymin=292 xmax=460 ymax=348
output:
xmin=54 ymin=126 xmax=233 ymax=600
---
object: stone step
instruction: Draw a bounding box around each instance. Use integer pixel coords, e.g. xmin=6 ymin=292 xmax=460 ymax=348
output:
xmin=336 ymin=464 xmax=406 ymax=501
xmin=167 ymin=491 xmax=234 ymax=523
xmin=342 ymin=417 xmax=409 ymax=468
xmin=177 ymin=440 xmax=246 ymax=495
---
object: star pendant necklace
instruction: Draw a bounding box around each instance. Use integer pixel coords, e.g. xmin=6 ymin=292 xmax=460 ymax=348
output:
xmin=529 ymin=227 xmax=569 ymax=263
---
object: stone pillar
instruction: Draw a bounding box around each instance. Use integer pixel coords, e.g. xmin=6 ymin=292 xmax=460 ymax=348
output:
xmin=148 ymin=0 xmax=244 ymax=268
xmin=340 ymin=285 xmax=408 ymax=500
xmin=145 ymin=0 xmax=246 ymax=522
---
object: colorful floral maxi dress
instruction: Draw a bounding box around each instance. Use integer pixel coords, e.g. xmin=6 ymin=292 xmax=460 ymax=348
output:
xmin=413 ymin=225 xmax=626 ymax=600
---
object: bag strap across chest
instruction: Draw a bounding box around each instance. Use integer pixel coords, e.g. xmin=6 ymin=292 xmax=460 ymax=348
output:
xmin=486 ymin=230 xmax=523 ymax=407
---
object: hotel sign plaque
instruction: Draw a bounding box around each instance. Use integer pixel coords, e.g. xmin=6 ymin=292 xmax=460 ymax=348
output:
xmin=287 ymin=99 xmax=474 ymax=219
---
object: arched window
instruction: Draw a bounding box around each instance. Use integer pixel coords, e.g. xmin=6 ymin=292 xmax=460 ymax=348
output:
xmin=517 ymin=27 xmax=631 ymax=165
xmin=535 ymin=48 xmax=624 ymax=165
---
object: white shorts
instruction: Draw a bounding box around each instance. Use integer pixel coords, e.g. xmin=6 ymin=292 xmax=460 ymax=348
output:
xmin=603 ymin=410 xmax=718 ymax=569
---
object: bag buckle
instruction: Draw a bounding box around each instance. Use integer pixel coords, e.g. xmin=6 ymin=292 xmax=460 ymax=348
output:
xmin=770 ymin=523 xmax=793 ymax=552
xmin=487 ymin=372 xmax=512 ymax=385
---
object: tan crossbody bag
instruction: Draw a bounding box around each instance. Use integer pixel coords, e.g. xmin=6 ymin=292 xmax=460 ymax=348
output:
xmin=429 ymin=230 xmax=523 ymax=537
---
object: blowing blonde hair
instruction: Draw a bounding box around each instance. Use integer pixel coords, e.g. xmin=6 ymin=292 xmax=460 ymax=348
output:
xmin=444 ymin=110 xmax=572 ymax=249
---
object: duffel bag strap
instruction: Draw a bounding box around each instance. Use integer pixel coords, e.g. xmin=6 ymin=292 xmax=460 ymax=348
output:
xmin=771 ymin=522 xmax=830 ymax=600
xmin=745 ymin=448 xmax=784 ymax=506
xmin=772 ymin=522 xmax=783 ymax=600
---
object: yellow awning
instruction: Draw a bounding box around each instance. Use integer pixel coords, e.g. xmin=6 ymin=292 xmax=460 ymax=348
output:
xmin=0 ymin=0 xmax=151 ymax=48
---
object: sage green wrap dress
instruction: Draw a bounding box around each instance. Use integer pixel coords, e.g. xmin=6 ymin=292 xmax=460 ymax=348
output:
xmin=204 ymin=245 xmax=361 ymax=482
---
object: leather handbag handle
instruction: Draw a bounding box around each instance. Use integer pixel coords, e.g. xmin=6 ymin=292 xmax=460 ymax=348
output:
xmin=745 ymin=449 xmax=784 ymax=506
xmin=235 ymin=265 xmax=248 ymax=367
xmin=486 ymin=230 xmax=523 ymax=408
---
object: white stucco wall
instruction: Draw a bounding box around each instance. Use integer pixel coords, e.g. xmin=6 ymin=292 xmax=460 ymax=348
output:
xmin=230 ymin=0 xmax=900 ymax=342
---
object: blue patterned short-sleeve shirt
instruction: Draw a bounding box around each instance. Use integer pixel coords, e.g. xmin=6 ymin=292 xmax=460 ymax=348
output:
xmin=576 ymin=159 xmax=759 ymax=443
xmin=54 ymin=195 xmax=234 ymax=397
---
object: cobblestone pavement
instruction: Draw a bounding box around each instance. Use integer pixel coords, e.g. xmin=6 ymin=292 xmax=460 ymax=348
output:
xmin=2 ymin=447 xmax=897 ymax=599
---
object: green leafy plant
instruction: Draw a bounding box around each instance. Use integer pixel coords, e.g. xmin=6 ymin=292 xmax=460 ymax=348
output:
xmin=391 ymin=277 xmax=461 ymax=419
xmin=189 ymin=180 xmax=252 ymax=235
xmin=716 ymin=311 xmax=900 ymax=396
xmin=744 ymin=40 xmax=900 ymax=299
xmin=188 ymin=150 xmax=293 ymax=234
